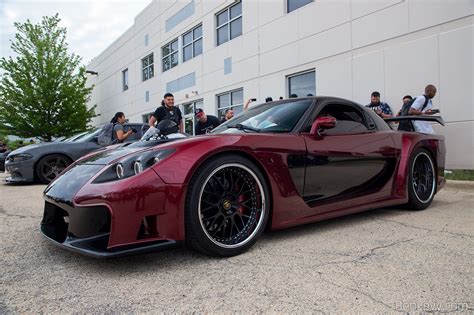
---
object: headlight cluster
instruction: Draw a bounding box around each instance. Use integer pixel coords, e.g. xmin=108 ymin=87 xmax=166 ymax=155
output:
xmin=93 ymin=149 xmax=174 ymax=183
xmin=8 ymin=153 xmax=33 ymax=162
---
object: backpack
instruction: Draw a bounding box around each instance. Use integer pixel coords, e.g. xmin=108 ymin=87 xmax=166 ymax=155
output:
xmin=97 ymin=123 xmax=116 ymax=146
xmin=397 ymin=95 xmax=430 ymax=131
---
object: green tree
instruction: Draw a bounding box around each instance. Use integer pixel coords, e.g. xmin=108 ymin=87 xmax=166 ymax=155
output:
xmin=0 ymin=14 xmax=97 ymax=141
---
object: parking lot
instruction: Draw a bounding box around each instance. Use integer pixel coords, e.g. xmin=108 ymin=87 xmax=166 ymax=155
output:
xmin=0 ymin=171 xmax=472 ymax=313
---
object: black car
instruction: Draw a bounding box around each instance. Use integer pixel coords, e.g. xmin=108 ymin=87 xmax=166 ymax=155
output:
xmin=5 ymin=123 xmax=146 ymax=184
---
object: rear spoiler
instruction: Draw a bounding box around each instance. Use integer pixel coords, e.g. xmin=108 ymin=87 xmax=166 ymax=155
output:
xmin=384 ymin=115 xmax=445 ymax=126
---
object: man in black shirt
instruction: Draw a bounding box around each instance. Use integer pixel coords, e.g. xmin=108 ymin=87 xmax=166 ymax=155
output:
xmin=149 ymin=93 xmax=183 ymax=132
xmin=195 ymin=108 xmax=220 ymax=135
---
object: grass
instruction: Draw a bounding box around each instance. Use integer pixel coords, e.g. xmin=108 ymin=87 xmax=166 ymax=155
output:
xmin=444 ymin=170 xmax=474 ymax=181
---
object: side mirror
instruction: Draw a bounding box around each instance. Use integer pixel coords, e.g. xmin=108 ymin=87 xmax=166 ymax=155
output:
xmin=310 ymin=117 xmax=336 ymax=137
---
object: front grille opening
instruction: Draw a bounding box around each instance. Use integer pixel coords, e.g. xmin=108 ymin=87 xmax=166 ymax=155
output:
xmin=41 ymin=202 xmax=68 ymax=243
xmin=41 ymin=201 xmax=111 ymax=243
xmin=10 ymin=171 xmax=22 ymax=178
xmin=137 ymin=215 xmax=159 ymax=240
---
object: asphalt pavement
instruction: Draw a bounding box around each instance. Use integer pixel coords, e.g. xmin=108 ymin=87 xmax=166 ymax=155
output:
xmin=0 ymin=172 xmax=472 ymax=313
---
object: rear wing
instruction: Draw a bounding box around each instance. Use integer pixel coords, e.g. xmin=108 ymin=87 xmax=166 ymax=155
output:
xmin=384 ymin=115 xmax=445 ymax=126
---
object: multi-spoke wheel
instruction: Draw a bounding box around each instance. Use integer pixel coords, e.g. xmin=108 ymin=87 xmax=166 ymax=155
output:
xmin=185 ymin=155 xmax=269 ymax=256
xmin=36 ymin=154 xmax=71 ymax=184
xmin=406 ymin=148 xmax=437 ymax=210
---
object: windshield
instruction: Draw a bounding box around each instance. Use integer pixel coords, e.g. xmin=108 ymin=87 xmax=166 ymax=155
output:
xmin=212 ymin=99 xmax=313 ymax=134
xmin=63 ymin=131 xmax=89 ymax=142
xmin=75 ymin=129 xmax=100 ymax=143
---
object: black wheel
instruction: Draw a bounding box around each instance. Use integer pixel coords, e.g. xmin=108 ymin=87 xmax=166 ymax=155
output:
xmin=185 ymin=154 xmax=270 ymax=257
xmin=406 ymin=148 xmax=437 ymax=210
xmin=36 ymin=154 xmax=72 ymax=184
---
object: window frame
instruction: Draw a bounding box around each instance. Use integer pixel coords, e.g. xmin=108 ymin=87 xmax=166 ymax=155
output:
xmin=122 ymin=68 xmax=129 ymax=91
xmin=216 ymin=88 xmax=244 ymax=119
xmin=287 ymin=69 xmax=316 ymax=98
xmin=162 ymin=38 xmax=179 ymax=72
xmin=215 ymin=1 xmax=242 ymax=46
xmin=286 ymin=0 xmax=314 ymax=13
xmin=141 ymin=53 xmax=154 ymax=82
xmin=180 ymin=99 xmax=203 ymax=136
xmin=182 ymin=24 xmax=203 ymax=63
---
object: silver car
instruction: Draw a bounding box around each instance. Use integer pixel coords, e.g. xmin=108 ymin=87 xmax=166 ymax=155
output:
xmin=5 ymin=123 xmax=146 ymax=184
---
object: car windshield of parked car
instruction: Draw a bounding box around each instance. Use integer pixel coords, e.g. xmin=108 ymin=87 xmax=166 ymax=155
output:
xmin=212 ymin=99 xmax=312 ymax=134
xmin=63 ymin=131 xmax=89 ymax=142
xmin=75 ymin=129 xmax=101 ymax=143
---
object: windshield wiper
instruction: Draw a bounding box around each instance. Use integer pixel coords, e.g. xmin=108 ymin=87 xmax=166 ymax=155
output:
xmin=227 ymin=123 xmax=260 ymax=133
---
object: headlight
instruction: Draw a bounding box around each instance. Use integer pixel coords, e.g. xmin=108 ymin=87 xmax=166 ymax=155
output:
xmin=9 ymin=153 xmax=33 ymax=162
xmin=133 ymin=161 xmax=143 ymax=175
xmin=93 ymin=149 xmax=175 ymax=183
xmin=116 ymin=163 xmax=125 ymax=179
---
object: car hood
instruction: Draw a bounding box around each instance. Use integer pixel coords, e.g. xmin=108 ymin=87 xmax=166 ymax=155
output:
xmin=8 ymin=142 xmax=83 ymax=156
xmin=77 ymin=136 xmax=191 ymax=165
xmin=8 ymin=142 xmax=51 ymax=155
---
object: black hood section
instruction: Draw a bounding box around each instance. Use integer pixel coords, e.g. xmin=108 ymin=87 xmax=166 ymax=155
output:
xmin=79 ymin=147 xmax=150 ymax=165
xmin=44 ymin=164 xmax=104 ymax=203
xmin=80 ymin=138 xmax=180 ymax=165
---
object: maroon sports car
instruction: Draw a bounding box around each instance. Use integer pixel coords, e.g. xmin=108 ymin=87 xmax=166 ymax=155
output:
xmin=41 ymin=97 xmax=446 ymax=257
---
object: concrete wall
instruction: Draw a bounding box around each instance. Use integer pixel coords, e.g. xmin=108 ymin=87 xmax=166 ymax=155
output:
xmin=86 ymin=0 xmax=474 ymax=169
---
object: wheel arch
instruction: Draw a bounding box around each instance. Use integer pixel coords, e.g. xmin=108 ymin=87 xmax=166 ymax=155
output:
xmin=33 ymin=152 xmax=74 ymax=180
xmin=410 ymin=141 xmax=439 ymax=176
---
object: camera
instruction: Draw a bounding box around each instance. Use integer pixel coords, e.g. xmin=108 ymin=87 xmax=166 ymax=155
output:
xmin=251 ymin=98 xmax=257 ymax=102
xmin=131 ymin=128 xmax=138 ymax=133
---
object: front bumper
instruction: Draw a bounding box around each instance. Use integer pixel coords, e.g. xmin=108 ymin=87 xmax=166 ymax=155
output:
xmin=4 ymin=159 xmax=35 ymax=182
xmin=40 ymin=162 xmax=184 ymax=258
xmin=40 ymin=198 xmax=177 ymax=258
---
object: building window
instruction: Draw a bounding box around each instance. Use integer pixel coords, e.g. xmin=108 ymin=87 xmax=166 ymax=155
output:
xmin=217 ymin=89 xmax=243 ymax=119
xmin=142 ymin=112 xmax=154 ymax=124
xmin=141 ymin=53 xmax=154 ymax=81
xmin=122 ymin=68 xmax=128 ymax=91
xmin=181 ymin=100 xmax=203 ymax=135
xmin=216 ymin=1 xmax=242 ymax=46
xmin=287 ymin=0 xmax=313 ymax=13
xmin=183 ymin=24 xmax=203 ymax=62
xmin=162 ymin=39 xmax=179 ymax=72
xmin=288 ymin=70 xmax=315 ymax=98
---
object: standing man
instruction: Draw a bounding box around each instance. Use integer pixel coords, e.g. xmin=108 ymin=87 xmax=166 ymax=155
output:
xmin=219 ymin=108 xmax=234 ymax=124
xmin=396 ymin=95 xmax=413 ymax=116
xmin=409 ymin=84 xmax=437 ymax=134
xmin=194 ymin=108 xmax=220 ymax=135
xmin=366 ymin=91 xmax=393 ymax=119
xmin=149 ymin=93 xmax=183 ymax=132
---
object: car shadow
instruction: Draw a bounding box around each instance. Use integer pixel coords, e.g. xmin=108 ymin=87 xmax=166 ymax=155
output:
xmin=41 ymin=205 xmax=421 ymax=274
xmin=2 ymin=181 xmax=46 ymax=186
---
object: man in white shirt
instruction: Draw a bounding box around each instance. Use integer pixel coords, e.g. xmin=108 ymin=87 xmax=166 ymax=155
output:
xmin=409 ymin=84 xmax=437 ymax=134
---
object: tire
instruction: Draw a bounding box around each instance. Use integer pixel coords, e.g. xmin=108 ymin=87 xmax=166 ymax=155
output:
xmin=36 ymin=154 xmax=72 ymax=184
xmin=185 ymin=154 xmax=270 ymax=257
xmin=406 ymin=148 xmax=437 ymax=210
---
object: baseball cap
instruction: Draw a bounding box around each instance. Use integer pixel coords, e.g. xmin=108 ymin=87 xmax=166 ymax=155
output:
xmin=195 ymin=108 xmax=204 ymax=117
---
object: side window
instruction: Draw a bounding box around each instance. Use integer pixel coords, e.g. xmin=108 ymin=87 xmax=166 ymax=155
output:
xmin=315 ymin=104 xmax=370 ymax=135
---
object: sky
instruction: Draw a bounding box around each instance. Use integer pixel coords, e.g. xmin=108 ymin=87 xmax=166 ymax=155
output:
xmin=1 ymin=0 xmax=152 ymax=65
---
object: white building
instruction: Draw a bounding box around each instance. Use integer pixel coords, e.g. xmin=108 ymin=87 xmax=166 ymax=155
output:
xmin=86 ymin=0 xmax=474 ymax=169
